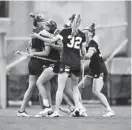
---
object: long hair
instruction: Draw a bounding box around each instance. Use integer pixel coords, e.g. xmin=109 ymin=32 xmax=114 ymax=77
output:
xmin=83 ymin=23 xmax=96 ymax=38
xmin=71 ymin=14 xmax=81 ymax=37
xmin=89 ymin=23 xmax=95 ymax=37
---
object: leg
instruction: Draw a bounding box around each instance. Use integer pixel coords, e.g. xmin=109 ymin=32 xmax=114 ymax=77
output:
xmin=19 ymin=75 xmax=37 ymax=112
xmin=46 ymin=81 xmax=52 ymax=107
xmin=93 ymin=77 xmax=111 ymax=109
xmin=38 ymin=81 xmax=52 ymax=109
xmin=38 ymin=93 xmax=45 ymax=109
xmin=70 ymin=73 xmax=87 ymax=117
xmin=64 ymin=78 xmax=74 ymax=106
xmin=36 ymin=67 xmax=56 ymax=107
xmin=59 ymin=78 xmax=75 ymax=115
xmin=17 ymin=75 xmax=37 ymax=117
xmin=55 ymin=72 xmax=69 ymax=113
xmin=92 ymin=77 xmax=115 ymax=116
xmin=70 ymin=73 xmax=80 ymax=109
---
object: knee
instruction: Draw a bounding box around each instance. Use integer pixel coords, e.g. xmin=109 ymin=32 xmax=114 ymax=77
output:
xmin=92 ymin=88 xmax=100 ymax=96
xmin=36 ymin=79 xmax=43 ymax=88
xmin=28 ymin=82 xmax=36 ymax=91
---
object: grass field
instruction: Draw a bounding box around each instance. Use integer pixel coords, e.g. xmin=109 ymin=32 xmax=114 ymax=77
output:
xmin=0 ymin=104 xmax=131 ymax=130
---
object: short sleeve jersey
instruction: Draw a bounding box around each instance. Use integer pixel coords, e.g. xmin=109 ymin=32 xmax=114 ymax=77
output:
xmin=59 ymin=28 xmax=86 ymax=68
xmin=86 ymin=39 xmax=107 ymax=75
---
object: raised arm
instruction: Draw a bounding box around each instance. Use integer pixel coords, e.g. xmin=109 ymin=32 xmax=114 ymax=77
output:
xmin=84 ymin=47 xmax=96 ymax=59
xmin=38 ymin=29 xmax=54 ymax=38
xmin=31 ymin=33 xmax=63 ymax=51
xmin=32 ymin=33 xmax=61 ymax=44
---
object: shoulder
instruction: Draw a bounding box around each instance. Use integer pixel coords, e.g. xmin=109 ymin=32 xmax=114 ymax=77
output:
xmin=89 ymin=39 xmax=98 ymax=48
xmin=60 ymin=28 xmax=72 ymax=34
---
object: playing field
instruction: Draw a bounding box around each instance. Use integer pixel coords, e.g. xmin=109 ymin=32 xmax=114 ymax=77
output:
xmin=0 ymin=104 xmax=131 ymax=130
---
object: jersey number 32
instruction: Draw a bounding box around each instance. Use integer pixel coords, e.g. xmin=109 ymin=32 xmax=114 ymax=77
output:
xmin=67 ymin=35 xmax=82 ymax=49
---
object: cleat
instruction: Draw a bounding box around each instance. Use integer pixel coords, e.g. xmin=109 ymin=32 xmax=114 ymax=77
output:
xmin=79 ymin=103 xmax=86 ymax=113
xmin=70 ymin=108 xmax=80 ymax=117
xmin=102 ymin=110 xmax=115 ymax=117
xmin=80 ymin=112 xmax=88 ymax=117
xmin=59 ymin=106 xmax=75 ymax=115
xmin=34 ymin=107 xmax=53 ymax=118
xmin=17 ymin=111 xmax=32 ymax=117
xmin=34 ymin=114 xmax=43 ymax=118
xmin=49 ymin=111 xmax=61 ymax=117
xmin=79 ymin=108 xmax=88 ymax=117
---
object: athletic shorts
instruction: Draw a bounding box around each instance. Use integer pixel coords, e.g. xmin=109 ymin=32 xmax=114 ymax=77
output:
xmin=59 ymin=62 xmax=81 ymax=77
xmin=28 ymin=58 xmax=48 ymax=76
xmin=85 ymin=67 xmax=107 ymax=82
xmin=48 ymin=62 xmax=60 ymax=74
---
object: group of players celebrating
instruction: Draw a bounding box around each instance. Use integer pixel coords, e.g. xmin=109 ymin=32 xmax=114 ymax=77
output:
xmin=17 ymin=12 xmax=115 ymax=118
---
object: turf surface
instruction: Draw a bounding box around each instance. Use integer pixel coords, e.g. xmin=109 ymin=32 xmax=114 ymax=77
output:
xmin=0 ymin=104 xmax=131 ymax=130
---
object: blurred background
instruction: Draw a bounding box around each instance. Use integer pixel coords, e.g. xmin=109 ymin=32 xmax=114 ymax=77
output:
xmin=0 ymin=1 xmax=131 ymax=108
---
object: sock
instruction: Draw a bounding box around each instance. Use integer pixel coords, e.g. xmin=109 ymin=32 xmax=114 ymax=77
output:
xmin=43 ymin=99 xmax=50 ymax=107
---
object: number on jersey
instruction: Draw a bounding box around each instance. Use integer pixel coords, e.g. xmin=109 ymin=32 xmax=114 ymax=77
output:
xmin=67 ymin=35 xmax=82 ymax=49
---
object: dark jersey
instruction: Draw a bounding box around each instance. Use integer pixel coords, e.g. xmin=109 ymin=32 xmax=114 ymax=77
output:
xmin=86 ymin=39 xmax=107 ymax=77
xmin=47 ymin=42 xmax=60 ymax=62
xmin=31 ymin=26 xmax=44 ymax=51
xmin=59 ymin=28 xmax=86 ymax=68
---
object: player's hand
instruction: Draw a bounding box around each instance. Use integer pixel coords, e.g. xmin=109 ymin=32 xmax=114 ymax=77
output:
xmin=28 ymin=52 xmax=35 ymax=57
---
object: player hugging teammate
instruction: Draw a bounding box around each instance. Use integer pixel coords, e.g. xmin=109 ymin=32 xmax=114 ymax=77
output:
xmin=17 ymin=12 xmax=115 ymax=118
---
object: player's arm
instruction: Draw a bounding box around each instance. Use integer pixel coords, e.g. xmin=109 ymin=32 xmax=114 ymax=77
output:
xmin=29 ymin=46 xmax=51 ymax=57
xmin=38 ymin=29 xmax=62 ymax=50
xmin=84 ymin=47 xmax=96 ymax=59
xmin=31 ymin=31 xmax=63 ymax=50
xmin=47 ymin=40 xmax=63 ymax=51
xmin=38 ymin=29 xmax=54 ymax=38
xmin=32 ymin=33 xmax=63 ymax=51
xmin=80 ymin=42 xmax=86 ymax=57
xmin=32 ymin=33 xmax=62 ymax=43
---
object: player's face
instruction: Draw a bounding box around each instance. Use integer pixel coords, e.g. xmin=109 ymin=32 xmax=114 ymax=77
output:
xmin=37 ymin=21 xmax=45 ymax=27
xmin=88 ymin=31 xmax=93 ymax=38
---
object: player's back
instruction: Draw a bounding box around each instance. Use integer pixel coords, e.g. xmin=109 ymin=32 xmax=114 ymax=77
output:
xmin=60 ymin=28 xmax=85 ymax=68
xmin=31 ymin=26 xmax=44 ymax=51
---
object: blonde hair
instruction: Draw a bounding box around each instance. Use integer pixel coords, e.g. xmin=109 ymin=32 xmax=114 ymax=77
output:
xmin=71 ymin=14 xmax=81 ymax=37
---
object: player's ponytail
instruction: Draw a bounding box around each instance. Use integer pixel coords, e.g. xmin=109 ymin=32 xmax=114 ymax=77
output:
xmin=71 ymin=14 xmax=81 ymax=37
xmin=83 ymin=23 xmax=96 ymax=37
xmin=89 ymin=23 xmax=95 ymax=37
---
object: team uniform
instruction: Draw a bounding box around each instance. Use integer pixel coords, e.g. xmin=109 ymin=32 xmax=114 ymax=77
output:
xmin=28 ymin=27 xmax=46 ymax=76
xmin=45 ymin=43 xmax=60 ymax=74
xmin=58 ymin=28 xmax=86 ymax=77
xmin=85 ymin=39 xmax=107 ymax=81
